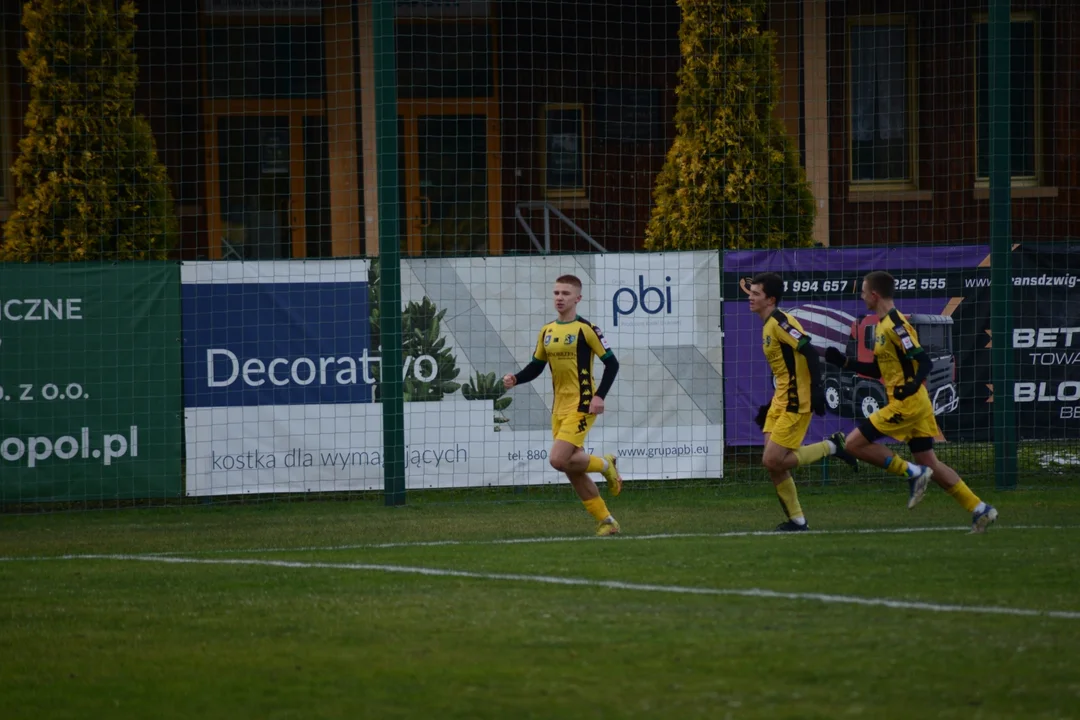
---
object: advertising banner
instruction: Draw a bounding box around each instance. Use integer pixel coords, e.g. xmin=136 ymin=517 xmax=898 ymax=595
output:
xmin=722 ymin=246 xmax=991 ymax=446
xmin=181 ymin=253 xmax=723 ymax=496
xmin=947 ymin=242 xmax=1080 ymax=441
xmin=408 ymin=251 xmax=724 ymax=482
xmin=182 ymin=260 xmax=381 ymax=495
xmin=0 ymin=264 xmax=182 ymax=502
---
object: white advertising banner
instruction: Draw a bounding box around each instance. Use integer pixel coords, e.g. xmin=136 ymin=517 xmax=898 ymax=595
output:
xmin=181 ymin=253 xmax=723 ymax=496
xmin=595 ymin=251 xmax=706 ymax=348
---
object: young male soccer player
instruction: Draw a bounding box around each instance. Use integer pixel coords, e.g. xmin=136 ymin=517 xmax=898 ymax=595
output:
xmin=503 ymin=274 xmax=624 ymax=536
xmin=748 ymin=272 xmax=859 ymax=532
xmin=825 ymin=271 xmax=999 ymax=533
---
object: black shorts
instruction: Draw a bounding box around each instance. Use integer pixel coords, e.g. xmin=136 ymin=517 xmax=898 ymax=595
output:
xmin=858 ymin=419 xmax=934 ymax=453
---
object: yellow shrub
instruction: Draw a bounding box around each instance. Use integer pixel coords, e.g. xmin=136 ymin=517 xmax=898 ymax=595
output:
xmin=1 ymin=0 xmax=177 ymax=262
xmin=646 ymin=0 xmax=815 ymax=251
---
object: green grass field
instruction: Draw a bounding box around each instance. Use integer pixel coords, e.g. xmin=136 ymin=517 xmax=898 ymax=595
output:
xmin=3 ymin=482 xmax=1079 ymax=720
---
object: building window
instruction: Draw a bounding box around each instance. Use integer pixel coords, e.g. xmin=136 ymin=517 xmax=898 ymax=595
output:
xmin=848 ymin=18 xmax=916 ymax=188
xmin=975 ymin=15 xmax=1040 ymax=183
xmin=540 ymin=104 xmax=585 ymax=199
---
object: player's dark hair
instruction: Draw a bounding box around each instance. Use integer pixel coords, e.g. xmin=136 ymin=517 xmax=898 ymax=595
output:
xmin=864 ymin=270 xmax=896 ymax=299
xmin=750 ymin=272 xmax=784 ymax=305
xmin=555 ymin=274 xmax=582 ymax=291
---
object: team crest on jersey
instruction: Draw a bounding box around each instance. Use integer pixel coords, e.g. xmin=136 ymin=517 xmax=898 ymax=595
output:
xmin=564 ymin=334 xmax=576 ymax=345
xmin=543 ymin=333 xmax=552 ymax=346
xmin=877 ymin=333 xmax=887 ymax=346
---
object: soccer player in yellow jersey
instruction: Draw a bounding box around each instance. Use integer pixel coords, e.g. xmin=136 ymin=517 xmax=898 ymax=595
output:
xmin=748 ymin=273 xmax=859 ymax=532
xmin=503 ymin=274 xmax=624 ymax=536
xmin=826 ymin=271 xmax=999 ymax=533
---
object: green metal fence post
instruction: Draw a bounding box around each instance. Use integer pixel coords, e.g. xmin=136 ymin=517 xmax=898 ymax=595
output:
xmin=989 ymin=0 xmax=1017 ymax=489
xmin=374 ymin=0 xmax=405 ymax=506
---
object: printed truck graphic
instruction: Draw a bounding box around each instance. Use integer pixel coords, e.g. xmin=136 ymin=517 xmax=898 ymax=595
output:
xmin=785 ymin=305 xmax=959 ymax=420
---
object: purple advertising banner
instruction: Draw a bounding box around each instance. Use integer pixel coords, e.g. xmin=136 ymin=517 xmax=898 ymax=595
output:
xmin=723 ymin=246 xmax=991 ymax=446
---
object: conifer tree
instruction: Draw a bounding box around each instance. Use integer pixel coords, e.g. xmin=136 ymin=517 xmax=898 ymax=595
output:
xmin=1 ymin=0 xmax=177 ymax=261
xmin=645 ymin=0 xmax=815 ymax=251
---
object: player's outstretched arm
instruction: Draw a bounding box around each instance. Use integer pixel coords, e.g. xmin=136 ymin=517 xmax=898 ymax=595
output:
xmin=504 ymin=358 xmax=546 ymax=389
xmin=850 ymin=359 xmax=882 ymax=378
xmin=826 ymin=347 xmax=882 ymax=378
xmin=824 ymin=346 xmax=848 ymax=368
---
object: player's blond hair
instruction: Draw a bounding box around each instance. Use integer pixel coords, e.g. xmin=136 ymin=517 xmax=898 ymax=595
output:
xmin=555 ymin=274 xmax=582 ymax=291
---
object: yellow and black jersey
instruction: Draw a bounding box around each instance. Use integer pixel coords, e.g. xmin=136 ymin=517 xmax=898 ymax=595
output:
xmin=762 ymin=310 xmax=813 ymax=413
xmin=532 ymin=316 xmax=613 ymax=415
xmin=875 ymin=308 xmax=931 ymax=406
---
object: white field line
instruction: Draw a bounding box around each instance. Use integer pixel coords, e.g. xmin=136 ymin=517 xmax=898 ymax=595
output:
xmin=30 ymin=552 xmax=1080 ymax=621
xmin=89 ymin=523 xmax=1080 ymax=556
xmin=0 ymin=524 xmax=1075 ymax=562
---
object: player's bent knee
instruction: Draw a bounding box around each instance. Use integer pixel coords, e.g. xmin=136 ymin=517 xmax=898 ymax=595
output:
xmin=761 ymin=447 xmax=788 ymax=472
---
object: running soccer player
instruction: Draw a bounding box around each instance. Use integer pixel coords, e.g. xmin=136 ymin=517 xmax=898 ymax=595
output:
xmin=503 ymin=274 xmax=624 ymax=536
xmin=825 ymin=271 xmax=998 ymax=533
xmin=748 ymin=272 xmax=859 ymax=532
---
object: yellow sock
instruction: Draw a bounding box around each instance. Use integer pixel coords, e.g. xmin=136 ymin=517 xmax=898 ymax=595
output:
xmin=793 ymin=440 xmax=831 ymax=467
xmin=583 ymin=496 xmax=611 ymax=522
xmin=585 ymin=455 xmax=605 ymax=473
xmin=946 ymin=480 xmax=981 ymax=512
xmin=885 ymin=455 xmax=910 ymax=477
xmin=775 ymin=475 xmax=805 ymax=521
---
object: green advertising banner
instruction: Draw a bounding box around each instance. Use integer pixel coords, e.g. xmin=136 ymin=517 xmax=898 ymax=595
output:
xmin=0 ymin=264 xmax=182 ymax=503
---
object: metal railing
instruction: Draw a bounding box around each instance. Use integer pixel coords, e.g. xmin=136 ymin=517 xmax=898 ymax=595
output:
xmin=514 ymin=202 xmax=606 ymax=254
